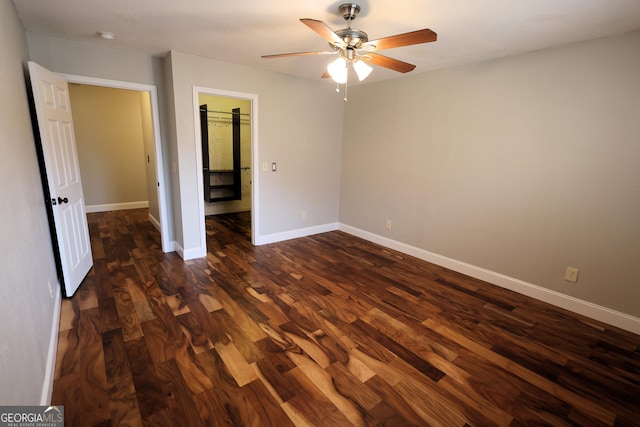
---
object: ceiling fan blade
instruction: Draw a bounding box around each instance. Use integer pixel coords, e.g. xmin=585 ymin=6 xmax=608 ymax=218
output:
xmin=300 ymin=18 xmax=345 ymax=47
xmin=262 ymin=51 xmax=337 ymax=59
xmin=362 ymin=29 xmax=437 ymax=52
xmin=362 ymin=53 xmax=416 ymax=73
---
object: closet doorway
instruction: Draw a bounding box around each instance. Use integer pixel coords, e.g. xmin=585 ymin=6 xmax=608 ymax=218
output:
xmin=194 ymin=87 xmax=257 ymax=247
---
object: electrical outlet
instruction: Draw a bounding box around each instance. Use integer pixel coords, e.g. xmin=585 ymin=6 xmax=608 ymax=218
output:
xmin=565 ymin=267 xmax=579 ymax=283
xmin=385 ymin=219 xmax=392 ymax=230
xmin=301 ymin=211 xmax=307 ymax=220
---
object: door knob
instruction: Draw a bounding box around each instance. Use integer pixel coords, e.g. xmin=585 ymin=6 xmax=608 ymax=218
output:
xmin=57 ymin=196 xmax=69 ymax=204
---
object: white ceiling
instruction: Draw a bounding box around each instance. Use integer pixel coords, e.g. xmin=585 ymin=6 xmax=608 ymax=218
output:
xmin=12 ymin=0 xmax=640 ymax=84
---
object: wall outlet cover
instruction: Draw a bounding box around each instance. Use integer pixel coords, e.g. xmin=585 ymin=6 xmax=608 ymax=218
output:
xmin=565 ymin=267 xmax=579 ymax=283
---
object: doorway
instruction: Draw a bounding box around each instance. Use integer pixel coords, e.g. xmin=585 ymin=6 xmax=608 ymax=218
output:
xmin=199 ymin=97 xmax=250 ymax=211
xmin=193 ymin=87 xmax=258 ymax=248
xmin=61 ymin=74 xmax=170 ymax=253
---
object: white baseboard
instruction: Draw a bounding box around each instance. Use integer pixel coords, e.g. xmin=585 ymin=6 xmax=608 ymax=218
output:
xmin=148 ymin=212 xmax=161 ymax=232
xmin=85 ymin=201 xmax=149 ymax=213
xmin=255 ymin=222 xmax=339 ymax=246
xmin=40 ymin=283 xmax=62 ymax=405
xmin=176 ymin=242 xmax=207 ymax=261
xmin=174 ymin=241 xmax=185 ymax=259
xmin=339 ymin=223 xmax=640 ymax=335
xmin=164 ymin=240 xmax=178 ymax=254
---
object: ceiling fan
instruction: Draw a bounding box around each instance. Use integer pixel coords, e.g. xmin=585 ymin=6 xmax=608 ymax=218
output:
xmin=262 ymin=3 xmax=437 ymax=89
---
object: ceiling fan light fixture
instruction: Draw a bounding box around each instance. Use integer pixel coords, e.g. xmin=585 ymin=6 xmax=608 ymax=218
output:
xmin=327 ymin=57 xmax=348 ymax=84
xmin=353 ymin=59 xmax=373 ymax=81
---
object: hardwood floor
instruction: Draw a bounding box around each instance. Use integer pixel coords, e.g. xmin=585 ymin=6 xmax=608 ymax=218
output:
xmin=52 ymin=208 xmax=640 ymax=426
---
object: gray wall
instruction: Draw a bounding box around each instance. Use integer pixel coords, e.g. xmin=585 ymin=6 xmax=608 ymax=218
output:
xmin=340 ymin=31 xmax=640 ymax=318
xmin=26 ymin=32 xmax=160 ymax=86
xmin=165 ymin=50 xmax=344 ymax=255
xmin=0 ymin=0 xmax=60 ymax=404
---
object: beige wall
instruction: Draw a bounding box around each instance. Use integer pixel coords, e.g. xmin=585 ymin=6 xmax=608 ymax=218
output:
xmin=199 ymin=94 xmax=252 ymax=215
xmin=68 ymin=84 xmax=149 ymax=208
xmin=0 ymin=0 xmax=60 ymax=404
xmin=340 ymin=31 xmax=640 ymax=318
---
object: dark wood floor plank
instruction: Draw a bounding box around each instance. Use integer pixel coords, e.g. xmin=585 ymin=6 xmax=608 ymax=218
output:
xmin=102 ymin=328 xmax=144 ymax=426
xmin=154 ymin=358 xmax=204 ymax=426
xmin=352 ymin=318 xmax=446 ymax=382
xmin=364 ymin=375 xmax=425 ymax=427
xmin=124 ymin=336 xmax=168 ymax=418
xmin=52 ymin=306 xmax=110 ymax=426
xmin=243 ymin=379 xmax=297 ymax=427
xmin=52 ymin=209 xmax=640 ymax=426
xmin=325 ymin=361 xmax=382 ymax=412
xmin=209 ymin=309 xmax=263 ymax=363
xmin=173 ymin=341 xmax=215 ymax=395
xmin=192 ymin=387 xmax=235 ymax=427
xmin=195 ymin=348 xmax=270 ymax=425
xmin=285 ymin=366 xmax=355 ymax=427
xmin=140 ymin=316 xmax=182 ymax=365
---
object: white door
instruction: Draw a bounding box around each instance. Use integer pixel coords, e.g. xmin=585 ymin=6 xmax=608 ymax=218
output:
xmin=28 ymin=61 xmax=93 ymax=297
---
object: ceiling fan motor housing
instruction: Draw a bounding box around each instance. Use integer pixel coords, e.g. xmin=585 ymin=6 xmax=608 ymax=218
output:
xmin=339 ymin=3 xmax=361 ymax=21
xmin=334 ymin=28 xmax=368 ymax=48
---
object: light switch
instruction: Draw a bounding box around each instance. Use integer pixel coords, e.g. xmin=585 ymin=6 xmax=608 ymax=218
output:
xmin=271 ymin=162 xmax=277 ymax=172
xmin=261 ymin=162 xmax=268 ymax=171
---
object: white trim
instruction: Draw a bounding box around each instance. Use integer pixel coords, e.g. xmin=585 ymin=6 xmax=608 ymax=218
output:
xmin=174 ymin=241 xmax=185 ymax=259
xmin=59 ymin=73 xmax=171 ymax=254
xmin=339 ymin=223 xmax=640 ymax=335
xmin=255 ymin=223 xmax=339 ymax=246
xmin=40 ymin=284 xmax=62 ymax=405
xmin=166 ymin=240 xmax=179 ymax=253
xmin=192 ymin=87 xmax=259 ymax=256
xmin=85 ymin=201 xmax=149 ymax=213
xmin=174 ymin=241 xmax=206 ymax=261
xmin=148 ymin=212 xmax=161 ymax=231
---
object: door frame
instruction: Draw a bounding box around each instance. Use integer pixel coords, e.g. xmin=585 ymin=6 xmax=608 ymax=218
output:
xmin=61 ymin=73 xmax=171 ymax=253
xmin=192 ymin=86 xmax=259 ymax=248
